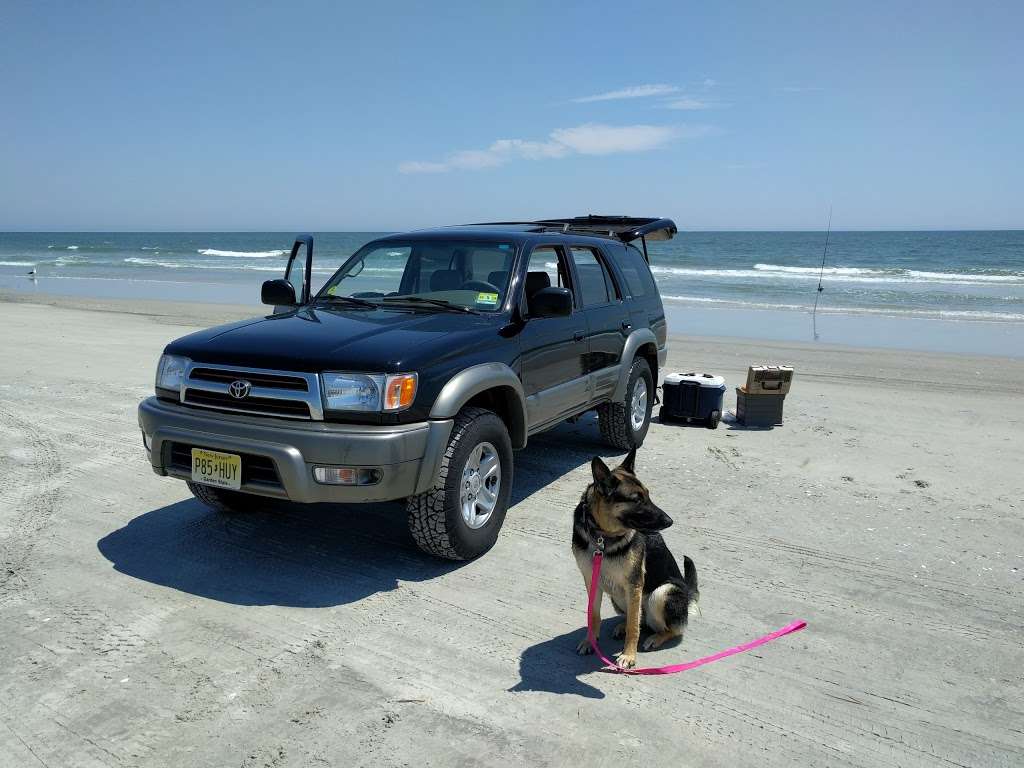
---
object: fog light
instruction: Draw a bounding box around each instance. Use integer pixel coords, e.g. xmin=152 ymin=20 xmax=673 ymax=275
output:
xmin=313 ymin=466 xmax=383 ymax=486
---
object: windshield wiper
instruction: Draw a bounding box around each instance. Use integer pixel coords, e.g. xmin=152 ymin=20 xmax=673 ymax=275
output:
xmin=380 ymin=296 xmax=480 ymax=314
xmin=314 ymin=294 xmax=379 ymax=309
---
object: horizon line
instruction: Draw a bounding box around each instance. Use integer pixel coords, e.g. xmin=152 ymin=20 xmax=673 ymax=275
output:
xmin=2 ymin=227 xmax=1023 ymax=234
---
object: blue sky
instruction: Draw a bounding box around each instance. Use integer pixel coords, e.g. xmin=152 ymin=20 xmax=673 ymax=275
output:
xmin=1 ymin=1 xmax=1021 ymax=231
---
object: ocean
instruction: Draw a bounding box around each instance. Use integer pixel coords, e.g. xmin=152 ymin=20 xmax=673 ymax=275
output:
xmin=2 ymin=230 xmax=1023 ymax=355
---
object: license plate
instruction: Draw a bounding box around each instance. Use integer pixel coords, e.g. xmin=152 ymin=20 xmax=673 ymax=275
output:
xmin=191 ymin=448 xmax=242 ymax=490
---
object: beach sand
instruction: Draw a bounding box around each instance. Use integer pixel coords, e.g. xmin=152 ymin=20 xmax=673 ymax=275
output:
xmin=1 ymin=293 xmax=1021 ymax=767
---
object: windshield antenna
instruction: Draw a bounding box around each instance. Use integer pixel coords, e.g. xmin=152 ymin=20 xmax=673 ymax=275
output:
xmin=812 ymin=206 xmax=833 ymax=340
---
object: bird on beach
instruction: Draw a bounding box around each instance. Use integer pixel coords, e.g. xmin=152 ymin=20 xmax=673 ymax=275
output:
xmin=27 ymin=267 xmax=37 ymax=276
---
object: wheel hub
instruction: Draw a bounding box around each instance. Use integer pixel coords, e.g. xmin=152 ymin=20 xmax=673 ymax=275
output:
xmin=630 ymin=378 xmax=649 ymax=432
xmin=460 ymin=441 xmax=500 ymax=529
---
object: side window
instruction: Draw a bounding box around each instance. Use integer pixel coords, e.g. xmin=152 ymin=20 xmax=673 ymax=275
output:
xmin=570 ymin=247 xmax=615 ymax=307
xmin=525 ymin=246 xmax=573 ymax=310
xmin=617 ymin=245 xmax=658 ymax=298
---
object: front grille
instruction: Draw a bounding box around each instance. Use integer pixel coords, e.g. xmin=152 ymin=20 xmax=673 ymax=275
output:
xmin=184 ymin=388 xmax=312 ymax=418
xmin=190 ymin=367 xmax=309 ymax=391
xmin=180 ymin=363 xmax=323 ymax=420
xmin=168 ymin=442 xmax=282 ymax=487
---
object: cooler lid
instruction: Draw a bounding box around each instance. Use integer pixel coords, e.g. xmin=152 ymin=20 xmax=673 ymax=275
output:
xmin=663 ymin=372 xmax=726 ymax=388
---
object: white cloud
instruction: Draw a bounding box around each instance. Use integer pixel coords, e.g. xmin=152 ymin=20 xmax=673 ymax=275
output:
xmin=398 ymin=122 xmax=703 ymax=173
xmin=663 ymin=97 xmax=712 ymax=111
xmin=702 ymin=78 xmax=717 ymax=89
xmin=397 ymin=160 xmax=450 ymax=174
xmin=572 ymin=84 xmax=679 ymax=103
xmin=549 ymin=123 xmax=679 ymax=155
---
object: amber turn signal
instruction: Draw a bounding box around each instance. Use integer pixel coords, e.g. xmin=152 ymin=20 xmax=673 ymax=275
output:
xmin=383 ymin=373 xmax=418 ymax=411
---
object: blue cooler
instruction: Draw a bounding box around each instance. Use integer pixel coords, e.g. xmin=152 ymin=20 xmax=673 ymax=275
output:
xmin=660 ymin=372 xmax=726 ymax=429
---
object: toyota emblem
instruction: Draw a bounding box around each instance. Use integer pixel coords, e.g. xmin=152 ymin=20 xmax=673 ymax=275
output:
xmin=228 ymin=379 xmax=252 ymax=399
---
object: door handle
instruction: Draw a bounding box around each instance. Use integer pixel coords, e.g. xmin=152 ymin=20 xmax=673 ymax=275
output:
xmin=621 ymin=321 xmax=632 ymax=331
xmin=573 ymin=331 xmax=585 ymax=342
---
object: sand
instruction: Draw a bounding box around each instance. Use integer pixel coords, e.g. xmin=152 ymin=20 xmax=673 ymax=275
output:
xmin=1 ymin=294 xmax=1022 ymax=767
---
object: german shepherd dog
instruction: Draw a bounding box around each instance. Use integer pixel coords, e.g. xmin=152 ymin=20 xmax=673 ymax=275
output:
xmin=572 ymin=449 xmax=699 ymax=668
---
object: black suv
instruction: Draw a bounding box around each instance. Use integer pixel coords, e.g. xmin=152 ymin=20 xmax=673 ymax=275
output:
xmin=138 ymin=216 xmax=674 ymax=559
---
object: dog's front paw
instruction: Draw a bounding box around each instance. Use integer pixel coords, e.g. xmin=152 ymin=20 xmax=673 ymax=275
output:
xmin=615 ymin=651 xmax=636 ymax=669
xmin=576 ymin=637 xmax=595 ymax=655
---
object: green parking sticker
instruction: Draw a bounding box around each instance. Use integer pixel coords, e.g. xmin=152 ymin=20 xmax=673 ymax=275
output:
xmin=477 ymin=292 xmax=499 ymax=305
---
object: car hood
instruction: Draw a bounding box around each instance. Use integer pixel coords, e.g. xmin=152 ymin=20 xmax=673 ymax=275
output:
xmin=164 ymin=306 xmax=506 ymax=372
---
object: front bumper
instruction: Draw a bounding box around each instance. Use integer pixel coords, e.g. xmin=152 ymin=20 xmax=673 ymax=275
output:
xmin=138 ymin=397 xmax=453 ymax=503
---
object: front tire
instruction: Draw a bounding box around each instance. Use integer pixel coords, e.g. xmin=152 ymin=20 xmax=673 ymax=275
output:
xmin=406 ymin=406 xmax=513 ymax=560
xmin=598 ymin=358 xmax=654 ymax=450
xmin=187 ymin=480 xmax=258 ymax=513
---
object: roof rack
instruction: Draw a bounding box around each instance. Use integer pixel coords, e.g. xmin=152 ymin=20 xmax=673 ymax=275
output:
xmin=467 ymin=215 xmax=677 ymax=263
xmin=532 ymin=216 xmax=677 ymax=244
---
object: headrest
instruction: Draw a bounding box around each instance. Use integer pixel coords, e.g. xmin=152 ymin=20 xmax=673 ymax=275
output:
xmin=525 ymin=271 xmax=551 ymax=299
xmin=430 ymin=269 xmax=462 ymax=291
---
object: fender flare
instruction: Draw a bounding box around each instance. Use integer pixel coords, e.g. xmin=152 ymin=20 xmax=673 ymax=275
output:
xmin=611 ymin=328 xmax=659 ymax=401
xmin=429 ymin=362 xmax=528 ymax=449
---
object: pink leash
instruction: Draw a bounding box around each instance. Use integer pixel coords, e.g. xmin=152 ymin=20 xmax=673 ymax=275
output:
xmin=587 ymin=550 xmax=807 ymax=675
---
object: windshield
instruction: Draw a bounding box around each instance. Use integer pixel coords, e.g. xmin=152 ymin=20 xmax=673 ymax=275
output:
xmin=317 ymin=240 xmax=516 ymax=312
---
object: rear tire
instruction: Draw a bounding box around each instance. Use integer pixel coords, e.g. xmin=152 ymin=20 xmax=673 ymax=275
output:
xmin=187 ymin=480 xmax=258 ymax=513
xmin=707 ymin=410 xmax=721 ymax=429
xmin=598 ymin=358 xmax=654 ymax=450
xmin=406 ymin=406 xmax=513 ymax=560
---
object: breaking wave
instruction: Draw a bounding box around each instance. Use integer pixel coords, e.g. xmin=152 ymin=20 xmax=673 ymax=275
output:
xmin=196 ymin=248 xmax=288 ymax=258
xmin=124 ymin=257 xmax=181 ymax=268
xmin=648 ymin=263 xmax=1024 ymax=285
xmin=660 ymin=294 xmax=1024 ymax=322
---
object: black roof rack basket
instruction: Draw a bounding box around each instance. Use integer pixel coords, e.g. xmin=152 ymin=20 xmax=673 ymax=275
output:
xmin=533 ymin=215 xmax=677 ymax=244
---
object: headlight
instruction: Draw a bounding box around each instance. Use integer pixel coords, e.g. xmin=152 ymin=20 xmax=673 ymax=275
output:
xmin=321 ymin=372 xmax=417 ymax=412
xmin=155 ymin=354 xmax=190 ymax=392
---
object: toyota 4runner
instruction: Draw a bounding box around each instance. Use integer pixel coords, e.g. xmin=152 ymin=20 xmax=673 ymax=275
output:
xmin=138 ymin=216 xmax=675 ymax=559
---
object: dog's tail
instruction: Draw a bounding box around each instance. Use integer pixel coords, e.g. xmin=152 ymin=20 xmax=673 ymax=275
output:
xmin=683 ymin=555 xmax=699 ymax=604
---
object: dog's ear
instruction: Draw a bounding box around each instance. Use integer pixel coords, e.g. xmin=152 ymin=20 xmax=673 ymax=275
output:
xmin=591 ymin=456 xmax=612 ymax=487
xmin=618 ymin=448 xmax=637 ymax=474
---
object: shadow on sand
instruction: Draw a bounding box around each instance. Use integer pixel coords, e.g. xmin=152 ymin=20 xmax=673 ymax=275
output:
xmin=96 ymin=497 xmax=465 ymax=607
xmin=506 ymin=619 xmax=627 ymax=699
xmin=98 ymin=415 xmax=625 ymax=610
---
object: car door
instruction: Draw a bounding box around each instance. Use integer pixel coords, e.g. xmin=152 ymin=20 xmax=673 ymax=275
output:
xmin=517 ymin=244 xmax=590 ymax=429
xmin=273 ymin=235 xmax=313 ymax=313
xmin=567 ymin=244 xmax=629 ymax=403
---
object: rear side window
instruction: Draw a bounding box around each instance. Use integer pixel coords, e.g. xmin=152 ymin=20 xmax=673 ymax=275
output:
xmin=570 ymin=247 xmax=616 ymax=307
xmin=617 ymin=245 xmax=658 ymax=298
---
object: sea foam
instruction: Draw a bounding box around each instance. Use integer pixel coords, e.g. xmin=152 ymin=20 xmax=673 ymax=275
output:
xmin=197 ymin=248 xmax=287 ymax=258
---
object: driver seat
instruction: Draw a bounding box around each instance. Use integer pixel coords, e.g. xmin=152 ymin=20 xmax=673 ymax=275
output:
xmin=429 ymin=269 xmax=462 ymax=291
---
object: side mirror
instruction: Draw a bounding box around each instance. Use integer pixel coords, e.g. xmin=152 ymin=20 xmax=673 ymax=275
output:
xmin=262 ymin=279 xmax=297 ymax=307
xmin=528 ymin=286 xmax=572 ymax=318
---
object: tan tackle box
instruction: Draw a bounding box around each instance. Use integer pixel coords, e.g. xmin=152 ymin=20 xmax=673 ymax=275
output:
xmin=745 ymin=365 xmax=794 ymax=395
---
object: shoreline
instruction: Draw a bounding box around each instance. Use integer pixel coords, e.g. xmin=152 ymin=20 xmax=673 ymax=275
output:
xmin=4 ymin=287 xmax=1023 ymax=361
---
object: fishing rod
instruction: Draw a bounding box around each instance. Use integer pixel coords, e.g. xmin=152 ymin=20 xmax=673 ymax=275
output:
xmin=812 ymin=207 xmax=833 ymax=339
